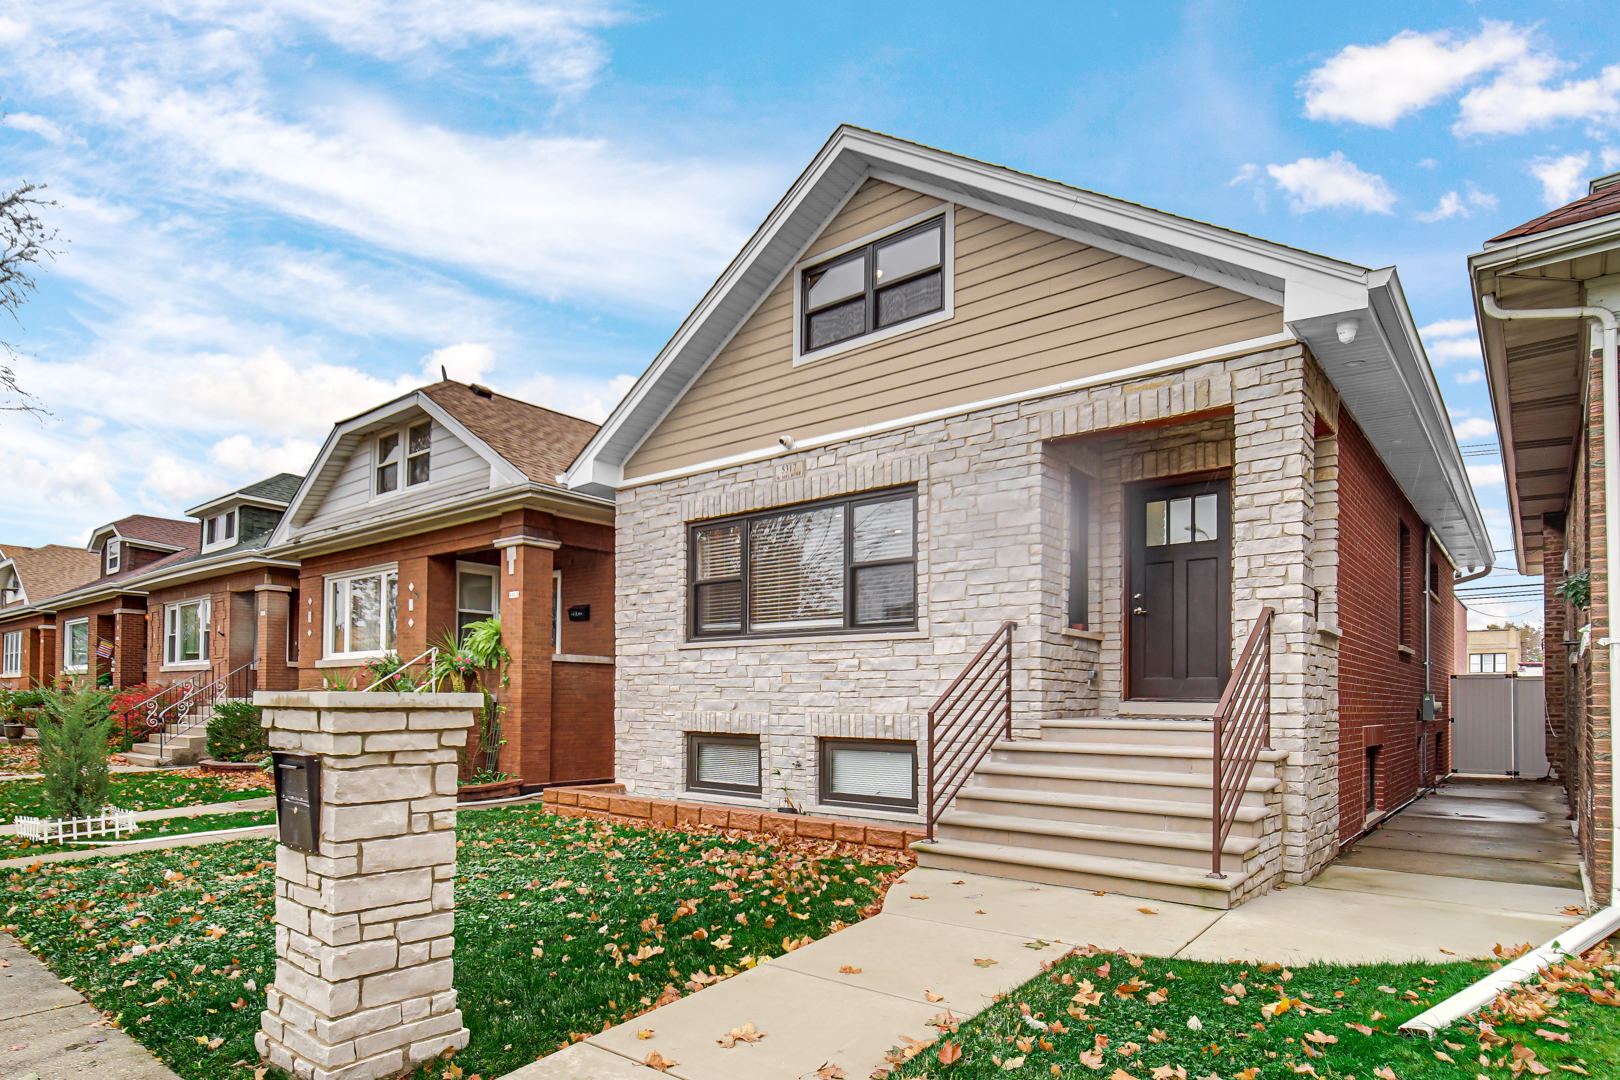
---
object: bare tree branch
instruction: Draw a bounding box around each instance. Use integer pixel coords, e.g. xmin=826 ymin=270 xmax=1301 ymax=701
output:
xmin=0 ymin=181 xmax=63 ymax=421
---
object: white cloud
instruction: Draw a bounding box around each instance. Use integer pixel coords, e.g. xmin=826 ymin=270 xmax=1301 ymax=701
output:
xmin=1301 ymin=22 xmax=1530 ymax=127
xmin=1228 ymin=163 xmax=1259 ymax=185
xmin=1429 ymin=338 xmax=1483 ymax=364
xmin=1529 ymin=153 xmax=1591 ymax=208
xmin=1266 ymin=152 xmax=1396 ymax=214
xmin=142 ymin=455 xmax=221 ymax=503
xmin=208 ymin=434 xmax=320 ymax=477
xmin=509 ymin=370 xmax=635 ymax=423
xmin=1421 ymin=318 xmax=1478 ymax=338
xmin=1456 ymin=368 xmax=1485 ymax=385
xmin=1415 ymin=192 xmax=1467 ymax=223
xmin=1605 ymin=147 xmax=1620 ymax=171
xmin=423 ymin=343 xmax=496 ymax=384
xmin=3 ymin=111 xmax=70 ymax=143
xmin=1466 ymin=463 xmax=1505 ymax=487
xmin=1455 ymin=55 xmax=1620 ymax=137
xmin=1453 ymin=417 xmax=1498 ymax=441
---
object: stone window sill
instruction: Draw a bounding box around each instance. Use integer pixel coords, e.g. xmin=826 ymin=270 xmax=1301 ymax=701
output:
xmin=553 ymin=654 xmax=613 ymax=664
xmin=678 ymin=630 xmax=928 ymax=650
xmin=315 ymin=655 xmax=386 ymax=668
xmin=807 ymin=802 xmax=924 ymax=825
xmin=1397 ymin=645 xmax=1416 ymax=657
xmin=1061 ymin=628 xmax=1105 ymax=642
xmin=159 ymin=662 xmax=212 ymax=673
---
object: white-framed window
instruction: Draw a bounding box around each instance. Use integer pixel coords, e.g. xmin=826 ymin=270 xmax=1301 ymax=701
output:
xmin=326 ymin=567 xmax=398 ymax=658
xmin=792 ymin=206 xmax=955 ymax=365
xmin=105 ymin=539 xmax=121 ymax=574
xmin=1 ymin=571 xmax=20 ymax=606
xmin=164 ymin=598 xmax=212 ymax=666
xmin=1469 ymin=652 xmax=1510 ymax=673
xmin=64 ymin=618 xmax=90 ymax=672
xmin=375 ymin=421 xmax=432 ymax=496
xmin=456 ymin=563 xmax=499 ymax=642
xmin=203 ymin=510 xmax=238 ymax=551
xmin=552 ymin=569 xmax=563 ymax=651
xmin=1 ymin=630 xmax=21 ymax=677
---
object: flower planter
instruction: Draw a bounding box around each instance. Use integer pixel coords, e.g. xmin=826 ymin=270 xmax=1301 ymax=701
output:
xmin=2 ymin=723 xmax=23 ymax=744
xmin=198 ymin=759 xmax=264 ymax=774
xmin=457 ymin=778 xmax=523 ymax=802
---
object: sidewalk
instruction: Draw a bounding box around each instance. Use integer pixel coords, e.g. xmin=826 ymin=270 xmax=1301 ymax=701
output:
xmin=504 ymin=853 xmax=1584 ymax=1080
xmin=0 ymin=932 xmax=180 ymax=1080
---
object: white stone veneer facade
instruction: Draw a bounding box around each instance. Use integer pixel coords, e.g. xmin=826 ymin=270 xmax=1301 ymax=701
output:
xmin=615 ymin=342 xmax=1343 ymax=883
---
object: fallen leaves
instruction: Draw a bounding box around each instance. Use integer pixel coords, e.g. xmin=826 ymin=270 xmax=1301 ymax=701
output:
xmin=973 ymin=958 xmax=999 ymax=968
xmin=838 ymin=965 xmax=862 ymax=974
xmin=643 ymin=1050 xmax=678 ymax=1071
xmin=1137 ymin=908 xmax=1159 ymax=915
xmin=816 ymin=1063 xmax=846 ymax=1079
xmin=715 ymin=1022 xmax=765 ymax=1048
xmin=925 ymin=990 xmax=944 ymax=1002
xmin=938 ymin=1039 xmax=962 ymax=1065
xmin=635 ymin=1029 xmax=655 ymax=1040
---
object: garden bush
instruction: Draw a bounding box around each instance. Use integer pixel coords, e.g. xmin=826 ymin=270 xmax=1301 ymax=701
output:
xmin=206 ymin=701 xmax=267 ymax=762
xmin=37 ymin=689 xmax=113 ymax=820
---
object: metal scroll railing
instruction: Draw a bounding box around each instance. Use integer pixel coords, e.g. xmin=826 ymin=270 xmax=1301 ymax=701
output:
xmin=924 ymin=621 xmax=1016 ymax=843
xmin=1209 ymin=606 xmax=1274 ymax=878
xmin=146 ymin=660 xmax=257 ymax=757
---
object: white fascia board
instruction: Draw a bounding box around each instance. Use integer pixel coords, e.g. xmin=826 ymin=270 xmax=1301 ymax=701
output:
xmin=272 ymin=421 xmax=352 ymax=541
xmin=1475 ymin=214 xmax=1620 ymax=270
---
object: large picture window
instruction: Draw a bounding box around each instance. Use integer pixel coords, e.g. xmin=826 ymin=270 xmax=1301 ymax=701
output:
xmin=801 ymin=217 xmax=945 ymax=355
xmin=689 ymin=490 xmax=917 ymax=639
xmin=819 ymin=738 xmax=917 ymax=811
xmin=327 ymin=568 xmax=398 ymax=658
xmin=164 ymin=598 xmax=211 ymax=666
xmin=686 ymin=734 xmax=762 ymax=797
xmin=1 ymin=630 xmax=20 ymax=677
xmin=64 ymin=618 xmax=90 ymax=672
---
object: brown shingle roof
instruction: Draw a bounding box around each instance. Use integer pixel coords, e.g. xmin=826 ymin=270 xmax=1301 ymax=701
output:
xmin=420 ymin=381 xmax=599 ymax=486
xmin=3 ymin=545 xmax=100 ymax=607
xmin=1491 ymin=178 xmax=1620 ymax=242
xmin=109 ymin=514 xmax=199 ymax=551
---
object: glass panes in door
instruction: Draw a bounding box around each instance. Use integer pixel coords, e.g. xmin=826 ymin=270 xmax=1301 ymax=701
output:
xmin=1143 ymin=493 xmax=1219 ymax=547
xmin=457 ymin=568 xmax=498 ymax=641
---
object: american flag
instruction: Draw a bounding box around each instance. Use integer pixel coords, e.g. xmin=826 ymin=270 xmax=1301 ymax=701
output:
xmin=96 ymin=639 xmax=115 ymax=659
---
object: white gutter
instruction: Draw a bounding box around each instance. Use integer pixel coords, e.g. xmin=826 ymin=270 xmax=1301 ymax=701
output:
xmin=1482 ymin=293 xmax=1620 ymax=903
xmin=1399 ymin=903 xmax=1620 ymax=1037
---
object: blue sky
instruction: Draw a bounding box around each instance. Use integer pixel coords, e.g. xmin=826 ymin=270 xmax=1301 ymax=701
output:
xmin=4 ymin=1 xmax=1618 ymax=628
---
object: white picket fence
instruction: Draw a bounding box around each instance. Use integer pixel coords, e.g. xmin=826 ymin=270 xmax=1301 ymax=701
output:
xmin=13 ymin=807 xmax=138 ymax=844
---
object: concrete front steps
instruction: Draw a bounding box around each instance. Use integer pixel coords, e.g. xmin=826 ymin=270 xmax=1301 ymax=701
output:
xmin=123 ymin=728 xmax=208 ymax=767
xmin=914 ymin=717 xmax=1285 ymax=909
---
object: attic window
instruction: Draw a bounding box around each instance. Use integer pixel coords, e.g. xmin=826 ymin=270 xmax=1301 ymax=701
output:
xmin=375 ymin=421 xmax=432 ymax=495
xmin=105 ymin=539 xmax=121 ymax=574
xmin=801 ymin=216 xmax=945 ymax=355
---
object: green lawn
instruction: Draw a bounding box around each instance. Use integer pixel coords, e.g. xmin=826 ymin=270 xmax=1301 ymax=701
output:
xmin=1 ymin=805 xmax=902 ymax=1080
xmin=0 ymin=808 xmax=277 ymax=859
xmin=0 ymin=771 xmax=268 ymax=825
xmin=886 ymin=942 xmax=1620 ymax=1079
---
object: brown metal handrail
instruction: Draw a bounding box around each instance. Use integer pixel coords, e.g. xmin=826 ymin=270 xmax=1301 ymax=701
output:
xmin=1209 ymin=606 xmax=1274 ymax=878
xmin=925 ymin=621 xmax=1016 ymax=842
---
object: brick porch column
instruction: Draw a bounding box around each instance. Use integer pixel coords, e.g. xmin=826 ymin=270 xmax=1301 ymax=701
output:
xmin=492 ymin=536 xmax=557 ymax=784
xmin=395 ymin=558 xmax=431 ymax=670
xmin=254 ymin=690 xmax=480 ymax=1080
xmin=255 ymin=585 xmax=297 ymax=692
xmin=112 ymin=607 xmax=147 ymax=689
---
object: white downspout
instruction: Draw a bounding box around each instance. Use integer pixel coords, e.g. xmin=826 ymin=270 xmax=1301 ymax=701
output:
xmin=1482 ymin=293 xmax=1620 ymax=905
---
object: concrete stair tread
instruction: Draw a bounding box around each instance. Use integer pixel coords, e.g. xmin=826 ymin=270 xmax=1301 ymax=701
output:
xmin=955 ymin=785 xmax=1270 ymax=822
xmin=973 ymin=761 xmax=1282 ymax=792
xmin=1045 ymin=718 xmax=1215 ymax=730
xmin=121 ymin=752 xmax=166 ymax=766
xmin=938 ymin=809 xmax=1260 ymax=856
xmin=1001 ymin=739 xmax=1287 ymax=762
xmin=913 ymin=837 xmax=1249 ymax=894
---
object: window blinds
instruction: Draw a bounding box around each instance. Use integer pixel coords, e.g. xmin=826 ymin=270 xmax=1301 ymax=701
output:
xmin=695 ymin=740 xmax=760 ymax=788
xmin=828 ymin=745 xmax=914 ymax=801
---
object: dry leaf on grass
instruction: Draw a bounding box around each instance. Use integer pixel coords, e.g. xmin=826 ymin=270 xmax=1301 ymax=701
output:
xmin=1079 ymin=1048 xmax=1105 ymax=1069
xmin=716 ymin=1022 xmax=765 ymax=1048
xmin=1344 ymin=1022 xmax=1374 ymax=1035
xmin=1535 ymin=1028 xmax=1571 ymax=1043
xmin=1372 ymin=1067 xmax=1398 ymax=1080
xmin=938 ymin=1039 xmax=962 ymax=1065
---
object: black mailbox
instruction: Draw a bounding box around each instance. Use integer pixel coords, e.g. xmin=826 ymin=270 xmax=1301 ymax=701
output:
xmin=274 ymin=752 xmax=322 ymax=854
xmin=568 ymin=604 xmax=591 ymax=622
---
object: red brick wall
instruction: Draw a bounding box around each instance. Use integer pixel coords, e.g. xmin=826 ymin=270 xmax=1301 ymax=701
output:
xmin=0 ymin=614 xmax=52 ymax=691
xmin=550 ymin=661 xmax=614 ymax=783
xmin=554 ymin=545 xmax=614 ymax=657
xmin=143 ymin=567 xmax=301 ymax=693
xmin=1335 ymin=413 xmax=1456 ymax=842
xmin=51 ymin=597 xmax=147 ymax=689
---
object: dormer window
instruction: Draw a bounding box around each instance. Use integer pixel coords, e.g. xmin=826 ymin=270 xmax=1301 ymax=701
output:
xmin=375 ymin=421 xmax=432 ymax=496
xmin=800 ymin=215 xmax=947 ymax=357
xmin=224 ymin=510 xmax=236 ymax=540
xmin=2 ymin=574 xmax=18 ymax=605
xmin=203 ymin=509 xmax=239 ymax=551
xmin=105 ymin=539 xmax=121 ymax=574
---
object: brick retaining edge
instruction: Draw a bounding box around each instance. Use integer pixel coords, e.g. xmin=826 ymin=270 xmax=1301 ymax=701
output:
xmin=541 ymin=784 xmax=924 ymax=853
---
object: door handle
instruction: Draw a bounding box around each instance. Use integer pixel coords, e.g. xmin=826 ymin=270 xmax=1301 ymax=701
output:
xmin=1132 ymin=607 xmax=1148 ymax=616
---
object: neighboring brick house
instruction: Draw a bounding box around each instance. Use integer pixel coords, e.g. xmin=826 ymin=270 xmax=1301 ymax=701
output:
xmin=263 ymin=378 xmax=615 ymax=788
xmin=0 ymin=543 xmax=100 ymax=689
xmin=565 ymin=127 xmax=1488 ymax=907
xmin=1470 ymin=168 xmax=1620 ymax=902
xmin=39 ymin=515 xmax=199 ymax=690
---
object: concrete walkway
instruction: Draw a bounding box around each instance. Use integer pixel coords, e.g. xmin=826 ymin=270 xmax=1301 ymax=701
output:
xmin=0 ymin=932 xmax=180 ymax=1079
xmin=503 ymin=778 xmax=1587 ymax=1080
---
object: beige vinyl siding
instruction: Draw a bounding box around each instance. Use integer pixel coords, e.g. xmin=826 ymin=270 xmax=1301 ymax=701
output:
xmin=625 ymin=190 xmax=1283 ymax=479
xmin=802 ymin=179 xmax=945 ymax=261
xmin=301 ymin=421 xmax=491 ymax=530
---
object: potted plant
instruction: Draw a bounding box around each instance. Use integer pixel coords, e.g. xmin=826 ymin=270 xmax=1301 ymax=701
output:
xmin=1 ymin=691 xmax=23 ymax=743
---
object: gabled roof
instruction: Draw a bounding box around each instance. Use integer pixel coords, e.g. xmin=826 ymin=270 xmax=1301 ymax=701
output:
xmin=563 ymin=125 xmax=1493 ymax=572
xmin=420 ymin=381 xmax=597 ymax=485
xmin=0 ymin=544 xmax=100 ymax=609
xmin=187 ymin=472 xmax=305 ymax=517
xmin=1490 ymin=173 xmax=1620 ymax=243
xmin=88 ymin=514 xmax=197 ymax=553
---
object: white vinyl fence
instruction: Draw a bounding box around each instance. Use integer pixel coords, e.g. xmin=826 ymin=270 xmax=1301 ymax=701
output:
xmin=13 ymin=807 xmax=137 ymax=844
xmin=1450 ymin=674 xmax=1549 ymax=777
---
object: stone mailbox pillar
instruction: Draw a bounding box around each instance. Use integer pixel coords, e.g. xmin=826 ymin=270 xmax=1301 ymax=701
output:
xmin=252 ymin=691 xmax=484 ymax=1080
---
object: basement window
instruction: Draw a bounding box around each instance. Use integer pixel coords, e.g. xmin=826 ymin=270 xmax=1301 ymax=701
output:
xmin=687 ymin=734 xmax=761 ymax=797
xmin=819 ymin=738 xmax=917 ymax=811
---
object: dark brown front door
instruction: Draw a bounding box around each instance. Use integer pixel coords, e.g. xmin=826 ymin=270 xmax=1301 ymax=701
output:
xmin=1127 ymin=477 xmax=1231 ymax=701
